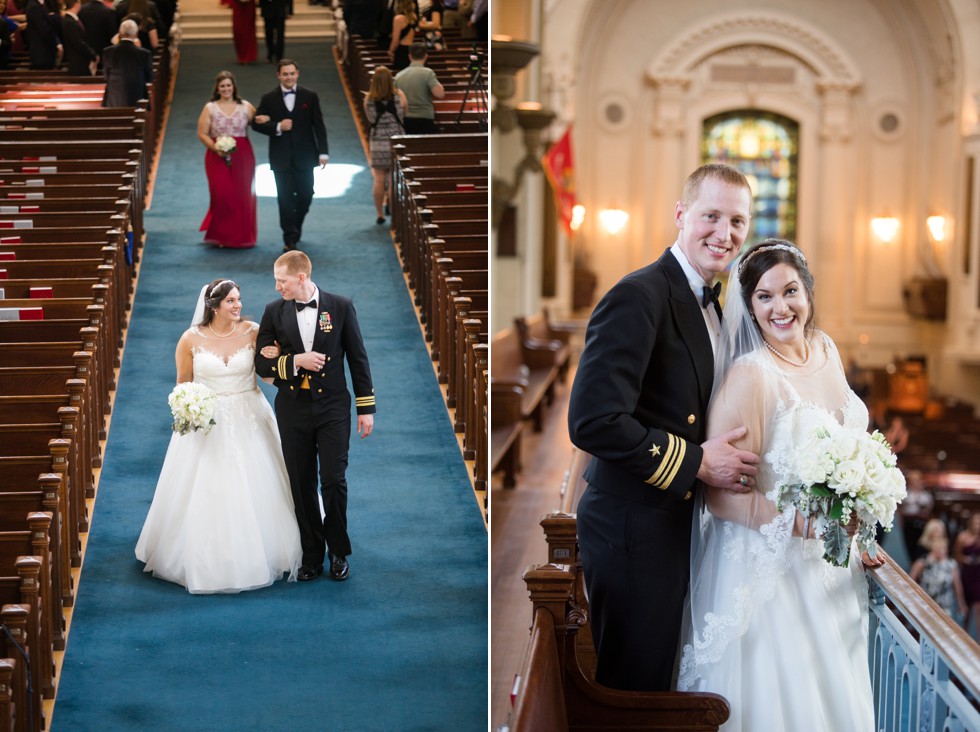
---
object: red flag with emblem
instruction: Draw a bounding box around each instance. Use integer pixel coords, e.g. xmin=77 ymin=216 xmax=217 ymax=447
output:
xmin=542 ymin=126 xmax=576 ymax=235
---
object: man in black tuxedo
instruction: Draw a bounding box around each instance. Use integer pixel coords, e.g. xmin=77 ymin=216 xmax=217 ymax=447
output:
xmin=78 ymin=0 xmax=118 ymax=69
xmin=24 ymin=0 xmax=61 ymax=69
xmin=61 ymin=0 xmax=97 ymax=75
xmin=251 ymin=59 xmax=329 ymax=252
xmin=568 ymin=164 xmax=760 ymax=692
xmin=258 ymin=0 xmax=289 ymax=64
xmin=255 ymin=250 xmax=376 ymax=583
xmin=101 ymin=19 xmax=152 ymax=107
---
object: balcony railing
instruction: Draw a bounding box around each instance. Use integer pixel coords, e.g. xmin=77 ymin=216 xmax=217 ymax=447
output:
xmin=867 ymin=555 xmax=980 ymax=731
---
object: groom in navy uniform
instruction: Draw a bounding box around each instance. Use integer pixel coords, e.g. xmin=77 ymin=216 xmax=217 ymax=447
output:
xmin=255 ymin=250 xmax=376 ymax=582
xmin=568 ymin=164 xmax=760 ymax=691
xmin=252 ymin=59 xmax=329 ymax=252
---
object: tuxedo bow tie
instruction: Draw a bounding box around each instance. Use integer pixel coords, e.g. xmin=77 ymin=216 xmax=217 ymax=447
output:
xmin=295 ymin=299 xmax=317 ymax=311
xmin=283 ymin=89 xmax=296 ymax=95
xmin=702 ymin=282 xmax=722 ymax=320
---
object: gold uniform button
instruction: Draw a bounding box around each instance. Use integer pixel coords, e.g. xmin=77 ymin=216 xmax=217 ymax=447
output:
xmin=317 ymin=389 xmax=323 ymax=393
xmin=684 ymin=491 xmax=693 ymax=501
xmin=687 ymin=414 xmax=696 ymax=424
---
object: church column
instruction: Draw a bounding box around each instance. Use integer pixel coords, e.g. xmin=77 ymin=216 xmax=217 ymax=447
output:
xmin=814 ymin=81 xmax=860 ymax=341
xmin=644 ymin=75 xmax=691 ymax=264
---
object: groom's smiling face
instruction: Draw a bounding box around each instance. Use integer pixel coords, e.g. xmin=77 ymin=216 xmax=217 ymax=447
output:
xmin=274 ymin=265 xmax=309 ymax=301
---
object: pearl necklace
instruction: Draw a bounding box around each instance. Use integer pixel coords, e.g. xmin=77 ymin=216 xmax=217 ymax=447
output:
xmin=763 ymin=337 xmax=810 ymax=367
xmin=208 ymin=321 xmax=237 ymax=338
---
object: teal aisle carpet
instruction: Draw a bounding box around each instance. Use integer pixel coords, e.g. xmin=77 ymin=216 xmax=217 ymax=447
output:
xmin=53 ymin=41 xmax=487 ymax=731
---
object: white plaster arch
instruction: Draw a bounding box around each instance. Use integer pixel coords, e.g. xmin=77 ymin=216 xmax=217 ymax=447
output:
xmin=645 ymin=9 xmax=862 ymax=88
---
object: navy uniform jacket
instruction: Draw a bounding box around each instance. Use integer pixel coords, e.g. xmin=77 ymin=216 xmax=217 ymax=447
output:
xmin=254 ymin=291 xmax=376 ymax=415
xmin=251 ymin=86 xmax=329 ymax=172
xmin=568 ymin=248 xmax=714 ymax=505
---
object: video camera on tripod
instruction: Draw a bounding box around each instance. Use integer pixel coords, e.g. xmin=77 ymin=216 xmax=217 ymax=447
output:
xmin=455 ymin=42 xmax=488 ymax=132
xmin=468 ymin=49 xmax=486 ymax=74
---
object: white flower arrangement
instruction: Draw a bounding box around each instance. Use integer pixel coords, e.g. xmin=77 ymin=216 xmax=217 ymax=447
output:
xmin=214 ymin=135 xmax=236 ymax=167
xmin=777 ymin=426 xmax=907 ymax=567
xmin=168 ymin=382 xmax=217 ymax=436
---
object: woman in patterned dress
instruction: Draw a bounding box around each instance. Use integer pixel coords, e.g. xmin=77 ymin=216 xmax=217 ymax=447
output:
xmin=363 ymin=66 xmax=406 ymax=225
xmin=196 ymin=70 xmax=265 ymax=248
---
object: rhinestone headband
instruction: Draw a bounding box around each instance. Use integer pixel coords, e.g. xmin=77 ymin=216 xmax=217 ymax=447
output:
xmin=207 ymin=279 xmax=237 ymax=298
xmin=737 ymin=243 xmax=807 ymax=275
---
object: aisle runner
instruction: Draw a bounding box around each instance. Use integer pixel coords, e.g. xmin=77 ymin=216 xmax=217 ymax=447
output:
xmin=54 ymin=42 xmax=487 ymax=732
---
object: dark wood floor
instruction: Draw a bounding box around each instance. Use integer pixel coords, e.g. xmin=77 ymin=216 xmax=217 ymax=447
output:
xmin=490 ymin=360 xmax=579 ymax=731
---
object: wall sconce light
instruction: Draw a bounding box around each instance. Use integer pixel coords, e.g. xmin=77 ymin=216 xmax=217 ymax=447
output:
xmin=926 ymin=215 xmax=947 ymax=243
xmin=870 ymin=216 xmax=900 ymax=243
xmin=570 ymin=204 xmax=586 ymax=231
xmin=599 ymin=208 xmax=630 ymax=235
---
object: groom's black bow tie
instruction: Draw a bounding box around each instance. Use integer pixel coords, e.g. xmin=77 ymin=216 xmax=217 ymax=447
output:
xmin=702 ymin=282 xmax=722 ymax=320
xmin=283 ymin=89 xmax=296 ymax=96
xmin=295 ymin=299 xmax=317 ymax=311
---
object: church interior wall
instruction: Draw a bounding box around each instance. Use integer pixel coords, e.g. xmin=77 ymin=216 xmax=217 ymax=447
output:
xmin=493 ymin=0 xmax=980 ymax=406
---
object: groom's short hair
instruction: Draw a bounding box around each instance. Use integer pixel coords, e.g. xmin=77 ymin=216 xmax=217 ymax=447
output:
xmin=275 ymin=250 xmax=312 ymax=276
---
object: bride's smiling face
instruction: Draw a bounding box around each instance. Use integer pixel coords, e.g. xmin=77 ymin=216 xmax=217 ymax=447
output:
xmin=750 ymin=263 xmax=809 ymax=347
xmin=214 ymin=288 xmax=242 ymax=322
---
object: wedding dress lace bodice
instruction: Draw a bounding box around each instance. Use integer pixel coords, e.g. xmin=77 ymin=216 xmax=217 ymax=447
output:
xmin=187 ymin=322 xmax=260 ymax=395
xmin=752 ymin=334 xmax=869 ymax=500
xmin=207 ymin=101 xmax=251 ymax=138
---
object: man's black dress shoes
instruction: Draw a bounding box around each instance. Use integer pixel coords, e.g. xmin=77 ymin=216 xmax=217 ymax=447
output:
xmin=298 ymin=563 xmax=323 ymax=581
xmin=329 ymin=554 xmax=349 ymax=581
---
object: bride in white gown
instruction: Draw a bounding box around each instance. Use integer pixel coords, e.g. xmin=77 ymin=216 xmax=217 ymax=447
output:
xmin=135 ymin=278 xmax=302 ymax=594
xmin=677 ymin=241 xmax=884 ymax=731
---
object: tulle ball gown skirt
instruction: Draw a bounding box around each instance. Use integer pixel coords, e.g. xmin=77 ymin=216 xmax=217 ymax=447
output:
xmin=200 ymin=137 xmax=258 ymax=248
xmin=135 ymin=390 xmax=301 ymax=594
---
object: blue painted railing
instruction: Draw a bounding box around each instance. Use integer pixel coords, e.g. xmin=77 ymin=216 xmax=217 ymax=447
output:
xmin=867 ymin=556 xmax=980 ymax=732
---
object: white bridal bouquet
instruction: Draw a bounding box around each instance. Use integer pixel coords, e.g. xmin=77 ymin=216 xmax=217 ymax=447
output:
xmin=168 ymin=382 xmax=217 ymax=436
xmin=214 ymin=135 xmax=236 ymax=167
xmin=777 ymin=426 xmax=907 ymax=567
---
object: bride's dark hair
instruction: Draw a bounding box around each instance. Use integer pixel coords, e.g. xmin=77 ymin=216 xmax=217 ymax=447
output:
xmin=200 ymin=279 xmax=238 ymax=326
xmin=736 ymin=238 xmax=816 ymax=338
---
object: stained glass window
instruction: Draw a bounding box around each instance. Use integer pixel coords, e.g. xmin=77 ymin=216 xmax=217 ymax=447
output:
xmin=702 ymin=111 xmax=799 ymax=247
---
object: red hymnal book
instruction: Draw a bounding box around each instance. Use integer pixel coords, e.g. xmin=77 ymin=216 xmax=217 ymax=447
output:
xmin=0 ymin=252 xmax=15 ymax=261
xmin=30 ymin=287 xmax=53 ymax=298
xmin=456 ymin=184 xmax=475 ymax=192
xmin=19 ymin=308 xmax=43 ymax=320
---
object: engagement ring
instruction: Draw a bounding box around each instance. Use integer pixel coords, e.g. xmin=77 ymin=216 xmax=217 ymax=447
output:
xmin=739 ymin=475 xmax=749 ymax=486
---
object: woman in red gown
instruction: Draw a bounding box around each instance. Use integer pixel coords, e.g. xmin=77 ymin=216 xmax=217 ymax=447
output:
xmin=196 ymin=71 xmax=262 ymax=248
xmin=230 ymin=0 xmax=257 ymax=64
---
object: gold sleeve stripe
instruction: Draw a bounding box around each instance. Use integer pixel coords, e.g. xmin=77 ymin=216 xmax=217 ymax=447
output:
xmin=645 ymin=434 xmax=686 ymax=489
xmin=277 ymin=355 xmax=288 ymax=376
xmin=356 ymin=396 xmax=376 ymax=406
xmin=659 ymin=438 xmax=686 ymax=489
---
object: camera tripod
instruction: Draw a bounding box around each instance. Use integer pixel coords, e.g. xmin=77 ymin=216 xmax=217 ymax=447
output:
xmin=454 ymin=50 xmax=488 ymax=132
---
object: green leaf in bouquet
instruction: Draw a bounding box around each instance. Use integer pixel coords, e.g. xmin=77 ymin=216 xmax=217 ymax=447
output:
xmin=821 ymin=521 xmax=850 ymax=567
xmin=828 ymin=499 xmax=844 ymax=522
xmin=809 ymin=485 xmax=833 ymax=498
